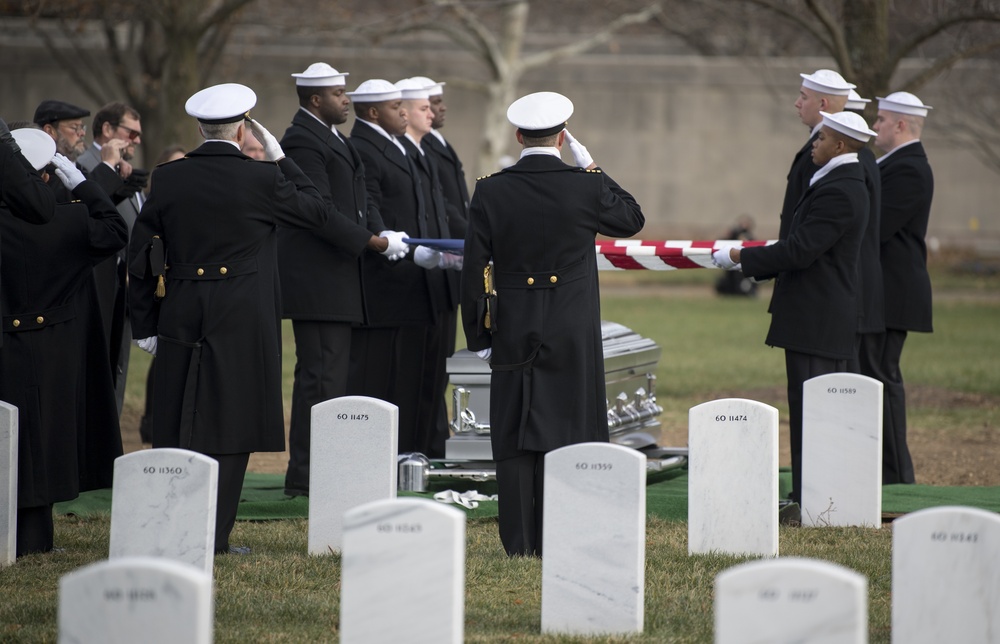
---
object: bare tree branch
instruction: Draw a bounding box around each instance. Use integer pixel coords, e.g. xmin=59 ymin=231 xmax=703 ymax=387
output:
xmin=804 ymin=0 xmax=852 ymax=75
xmin=899 ymin=39 xmax=1000 ymax=92
xmin=742 ymin=0 xmax=833 ymax=51
xmin=520 ymin=2 xmax=661 ymax=70
xmin=889 ymin=11 xmax=1000 ymax=74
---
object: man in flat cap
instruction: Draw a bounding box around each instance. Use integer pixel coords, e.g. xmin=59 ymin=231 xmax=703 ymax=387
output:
xmin=277 ymin=63 xmax=408 ymax=497
xmin=716 ymin=110 xmax=874 ymax=507
xmin=33 ymin=99 xmax=123 ymax=204
xmin=859 ymin=91 xmax=935 ymax=485
xmin=128 ymin=83 xmax=328 ymax=555
xmin=2 ymin=127 xmax=125 ymax=556
xmin=461 ymin=91 xmax=645 ymax=557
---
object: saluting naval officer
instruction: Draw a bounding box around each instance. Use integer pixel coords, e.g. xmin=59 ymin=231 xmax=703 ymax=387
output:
xmin=2 ymin=128 xmax=125 ymax=555
xmin=278 ymin=63 xmax=408 ymax=497
xmin=461 ymin=92 xmax=645 ymax=557
xmin=128 ymin=83 xmax=328 ymax=555
xmin=715 ymin=110 xmax=874 ymax=506
xmin=860 ymin=91 xmax=936 ymax=485
xmin=0 ymin=115 xmax=56 ymax=231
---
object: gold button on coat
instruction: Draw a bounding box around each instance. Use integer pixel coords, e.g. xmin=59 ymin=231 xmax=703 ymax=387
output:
xmin=527 ymin=277 xmax=534 ymax=285
xmin=36 ymin=316 xmax=44 ymax=324
xmin=12 ymin=320 xmax=19 ymax=327
xmin=220 ymin=267 xmax=228 ymax=275
xmin=196 ymin=268 xmax=205 ymax=276
xmin=549 ymin=275 xmax=558 ymax=283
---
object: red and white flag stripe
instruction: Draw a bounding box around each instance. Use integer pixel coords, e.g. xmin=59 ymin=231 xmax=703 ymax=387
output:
xmin=595 ymin=240 xmax=776 ymax=270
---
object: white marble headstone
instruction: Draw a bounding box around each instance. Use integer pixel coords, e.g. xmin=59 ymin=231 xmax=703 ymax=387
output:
xmin=802 ymin=373 xmax=883 ymax=528
xmin=715 ymin=557 xmax=867 ymax=644
xmin=308 ymin=396 xmax=397 ymax=555
xmin=0 ymin=401 xmax=17 ymax=567
xmin=340 ymin=498 xmax=465 ymax=644
xmin=58 ymin=556 xmax=213 ymax=644
xmin=688 ymin=398 xmax=779 ymax=556
xmin=109 ymin=449 xmax=218 ymax=573
xmin=892 ymin=506 xmax=1000 ymax=643
xmin=541 ymin=442 xmax=646 ymax=636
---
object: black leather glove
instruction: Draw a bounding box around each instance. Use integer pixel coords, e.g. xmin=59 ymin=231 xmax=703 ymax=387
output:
xmin=0 ymin=117 xmax=21 ymax=154
xmin=124 ymin=167 xmax=149 ymax=192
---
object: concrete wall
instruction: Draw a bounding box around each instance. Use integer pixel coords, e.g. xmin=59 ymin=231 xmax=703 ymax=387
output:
xmin=1 ymin=30 xmax=996 ymax=250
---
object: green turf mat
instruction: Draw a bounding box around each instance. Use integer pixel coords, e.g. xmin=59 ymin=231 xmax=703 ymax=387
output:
xmin=55 ymin=468 xmax=1000 ymax=521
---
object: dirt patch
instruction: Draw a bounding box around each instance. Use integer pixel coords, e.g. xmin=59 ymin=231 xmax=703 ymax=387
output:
xmin=120 ymin=384 xmax=999 ymax=487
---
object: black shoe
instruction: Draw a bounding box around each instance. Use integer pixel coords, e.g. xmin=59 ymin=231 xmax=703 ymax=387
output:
xmin=778 ymin=500 xmax=801 ymax=526
xmin=284 ymin=487 xmax=308 ymax=498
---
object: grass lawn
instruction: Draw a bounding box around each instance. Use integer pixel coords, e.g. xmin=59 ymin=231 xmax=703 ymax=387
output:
xmin=2 ymin=262 xmax=997 ymax=642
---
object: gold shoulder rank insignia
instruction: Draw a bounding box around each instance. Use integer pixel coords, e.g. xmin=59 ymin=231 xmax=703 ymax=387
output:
xmin=476 ymin=172 xmax=495 ymax=181
xmin=585 ymin=168 xmax=602 ymax=173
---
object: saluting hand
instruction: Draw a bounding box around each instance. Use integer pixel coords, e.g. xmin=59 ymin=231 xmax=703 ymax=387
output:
xmin=51 ymin=153 xmax=86 ymax=190
xmin=247 ymin=119 xmax=285 ymax=161
xmin=563 ymin=129 xmax=594 ymax=169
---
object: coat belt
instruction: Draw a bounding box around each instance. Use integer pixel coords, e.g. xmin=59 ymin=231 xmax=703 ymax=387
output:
xmin=493 ymin=256 xmax=588 ymax=290
xmin=168 ymin=257 xmax=258 ymax=280
xmin=3 ymin=302 xmax=75 ymax=333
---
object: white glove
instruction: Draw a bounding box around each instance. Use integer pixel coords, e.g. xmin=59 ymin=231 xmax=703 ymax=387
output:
xmin=247 ymin=119 xmax=284 ymax=161
xmin=439 ymin=252 xmax=463 ymax=271
xmin=135 ymin=336 xmax=158 ymax=356
xmin=414 ymin=245 xmax=442 ymax=269
xmin=51 ymin=153 xmax=85 ymax=189
xmin=379 ymin=230 xmax=409 ymax=261
xmin=476 ymin=348 xmax=492 ymax=362
xmin=563 ymin=129 xmax=594 ymax=169
xmin=712 ymin=248 xmax=741 ymax=271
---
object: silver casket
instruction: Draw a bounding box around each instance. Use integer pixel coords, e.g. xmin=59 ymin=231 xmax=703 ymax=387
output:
xmin=444 ymin=320 xmax=663 ymax=461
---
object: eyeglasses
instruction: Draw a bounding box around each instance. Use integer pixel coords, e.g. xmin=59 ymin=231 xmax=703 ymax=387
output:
xmin=115 ymin=123 xmax=142 ymax=141
xmin=58 ymin=122 xmax=86 ymax=135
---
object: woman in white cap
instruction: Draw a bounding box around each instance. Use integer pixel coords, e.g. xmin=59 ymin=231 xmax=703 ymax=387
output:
xmin=716 ymin=110 xmax=876 ymax=510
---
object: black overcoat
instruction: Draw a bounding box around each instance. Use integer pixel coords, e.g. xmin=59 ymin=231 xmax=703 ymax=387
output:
xmin=422 ymin=133 xmax=469 ymax=238
xmin=127 ymin=142 xmax=327 ymax=454
xmin=742 ymin=161 xmax=869 ymax=360
xmin=460 ymin=154 xmax=644 ymax=461
xmin=350 ymin=121 xmax=438 ymax=326
xmin=878 ymin=142 xmax=934 ymax=333
xmin=856 ymin=146 xmax=885 ymax=334
xmin=0 ymin=180 xmax=126 ymax=506
xmin=778 ymin=131 xmax=820 ymax=242
xmin=278 ymin=110 xmax=385 ymax=323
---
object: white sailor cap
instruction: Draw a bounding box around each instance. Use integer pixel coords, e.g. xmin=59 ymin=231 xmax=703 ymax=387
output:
xmin=185 ymin=83 xmax=256 ymax=124
xmin=394 ymin=78 xmax=430 ymax=100
xmin=819 ymin=110 xmax=876 ymax=142
xmin=800 ymin=69 xmax=855 ymax=96
xmin=346 ymin=79 xmax=402 ymax=103
xmin=409 ymin=76 xmax=445 ymax=96
xmin=292 ymin=62 xmax=349 ymax=87
xmin=507 ymin=91 xmax=574 ymax=137
xmin=12 ymin=128 xmax=56 ymax=171
xmin=876 ymin=91 xmax=933 ymax=117
xmin=845 ymin=89 xmax=871 ymax=111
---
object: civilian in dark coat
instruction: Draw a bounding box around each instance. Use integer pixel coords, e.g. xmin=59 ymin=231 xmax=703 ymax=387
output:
xmin=727 ymin=111 xmax=873 ymax=505
xmin=277 ymin=64 xmax=405 ymax=496
xmin=859 ymin=92 xmax=935 ymax=484
xmin=461 ymin=92 xmax=644 ymax=556
xmin=128 ymin=85 xmax=327 ymax=553
xmin=1 ymin=139 xmax=126 ymax=556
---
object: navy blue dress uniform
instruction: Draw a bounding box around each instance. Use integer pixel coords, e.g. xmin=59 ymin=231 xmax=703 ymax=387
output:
xmin=738 ymin=111 xmax=873 ymax=505
xmin=347 ymin=79 xmax=445 ymax=453
xmin=859 ymin=92 xmax=935 ymax=485
xmin=850 ymin=144 xmax=885 ymax=366
xmin=1 ymin=128 xmax=126 ymax=555
xmin=277 ymin=64 xmax=391 ymax=496
xmin=461 ymin=92 xmax=645 ymax=556
xmin=400 ymin=131 xmax=456 ymax=457
xmin=128 ymin=84 xmax=328 ymax=553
